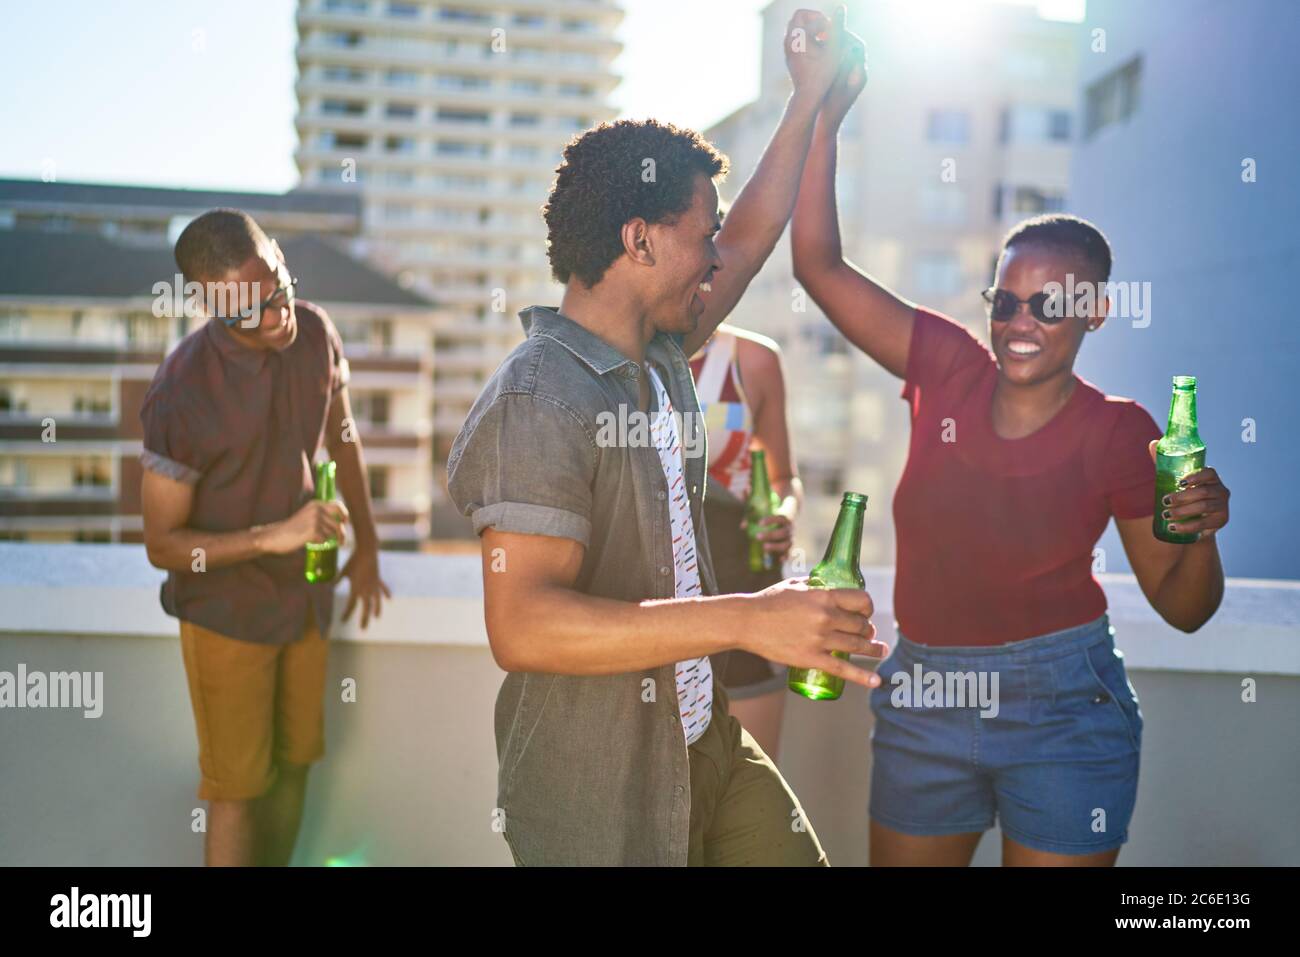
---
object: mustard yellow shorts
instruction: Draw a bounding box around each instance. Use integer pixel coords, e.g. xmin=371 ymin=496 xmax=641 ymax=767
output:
xmin=179 ymin=620 xmax=328 ymax=801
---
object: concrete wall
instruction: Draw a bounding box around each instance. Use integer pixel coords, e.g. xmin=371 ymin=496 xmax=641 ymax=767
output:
xmin=1 ymin=544 xmax=1297 ymax=866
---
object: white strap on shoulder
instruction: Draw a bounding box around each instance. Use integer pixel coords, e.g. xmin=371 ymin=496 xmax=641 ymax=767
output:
xmin=694 ymin=330 xmax=735 ymax=404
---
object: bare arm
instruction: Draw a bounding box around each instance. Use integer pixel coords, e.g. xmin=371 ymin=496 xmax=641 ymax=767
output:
xmin=326 ymin=386 xmax=379 ymax=551
xmin=325 ymin=385 xmax=391 ymax=627
xmin=480 ymin=527 xmax=884 ymax=685
xmin=141 ymin=469 xmax=345 ymax=572
xmin=791 ymin=40 xmax=916 ymax=380
xmin=740 ymin=334 xmax=803 ymax=558
xmin=681 ymin=8 xmax=849 ymax=357
xmin=1116 ymin=448 xmax=1228 ymax=633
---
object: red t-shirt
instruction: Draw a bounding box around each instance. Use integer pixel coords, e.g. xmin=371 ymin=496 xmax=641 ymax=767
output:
xmin=892 ymin=307 xmax=1162 ymax=646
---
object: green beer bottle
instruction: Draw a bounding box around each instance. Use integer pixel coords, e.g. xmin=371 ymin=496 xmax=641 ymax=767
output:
xmin=788 ymin=491 xmax=867 ymax=701
xmin=1153 ymin=376 xmax=1205 ymax=545
xmin=304 ymin=459 xmax=339 ymax=583
xmin=745 ymin=449 xmax=781 ymax=573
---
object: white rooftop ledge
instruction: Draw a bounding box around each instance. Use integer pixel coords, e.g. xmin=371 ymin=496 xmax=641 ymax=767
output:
xmin=0 ymin=544 xmax=1296 ymax=676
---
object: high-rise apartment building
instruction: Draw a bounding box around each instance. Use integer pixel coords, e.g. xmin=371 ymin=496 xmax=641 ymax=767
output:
xmin=293 ymin=0 xmax=624 ymax=513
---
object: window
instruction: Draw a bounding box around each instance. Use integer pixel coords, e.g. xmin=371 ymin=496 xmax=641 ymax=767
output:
xmin=512 ymin=13 xmax=545 ymax=27
xmin=926 ymin=109 xmax=970 ymax=145
xmin=919 ymin=185 xmax=967 ymax=226
xmin=558 ymin=82 xmax=593 ymax=97
xmin=385 ymin=136 xmax=417 ymax=154
xmin=386 ymin=102 xmax=418 ymax=120
xmin=438 ymin=108 xmax=490 ymax=124
xmin=509 ymin=112 xmax=541 ymax=127
xmin=437 ymin=73 xmax=490 ymax=91
xmin=322 ymin=31 xmax=362 ymax=47
xmin=1000 ymin=105 xmax=1073 ymax=144
xmin=385 ymin=68 xmax=419 ymax=86
xmin=72 ymin=458 xmax=112 ymax=488
xmin=367 ymin=466 xmax=389 ymax=501
xmin=72 ymin=392 xmax=112 ymax=416
xmin=1085 ymin=57 xmax=1141 ymax=139
xmin=383 ymin=169 xmax=415 ymax=186
xmin=913 ymin=252 xmax=963 ymax=298
xmin=333 ymin=132 xmax=367 ymax=149
xmin=1048 ymin=110 xmax=1071 ymax=142
xmin=386 ymin=1 xmax=420 ymax=18
xmin=510 ymin=78 xmax=543 ymax=94
xmin=325 ymin=0 xmax=368 ymax=12
xmin=508 ymin=144 xmax=540 ymax=161
xmin=322 ymin=65 xmax=367 ymax=82
xmin=1012 ymin=186 xmax=1064 ymax=214
xmin=439 ymin=7 xmax=490 ymax=23
xmin=321 ymin=99 xmax=367 ymax=117
xmin=354 ymin=392 xmax=391 ymax=427
xmin=435 ymin=140 xmax=489 ymax=157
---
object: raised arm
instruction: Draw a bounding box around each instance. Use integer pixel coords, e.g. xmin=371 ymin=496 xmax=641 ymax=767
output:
xmin=791 ymin=37 xmax=916 ymax=380
xmin=681 ymin=7 xmax=849 ymax=357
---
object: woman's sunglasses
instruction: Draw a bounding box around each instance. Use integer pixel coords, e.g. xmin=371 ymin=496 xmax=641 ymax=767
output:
xmin=981 ymin=286 xmax=1073 ymax=325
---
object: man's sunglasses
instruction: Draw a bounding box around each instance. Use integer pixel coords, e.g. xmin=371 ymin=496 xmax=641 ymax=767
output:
xmin=981 ymin=286 xmax=1073 ymax=325
xmin=217 ymin=275 xmax=299 ymax=329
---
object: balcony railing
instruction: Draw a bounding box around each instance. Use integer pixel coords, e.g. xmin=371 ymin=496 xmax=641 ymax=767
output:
xmin=1 ymin=543 xmax=1296 ymax=866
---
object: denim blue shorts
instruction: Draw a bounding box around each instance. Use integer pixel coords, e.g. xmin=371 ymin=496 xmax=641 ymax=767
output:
xmin=868 ymin=614 xmax=1143 ymax=855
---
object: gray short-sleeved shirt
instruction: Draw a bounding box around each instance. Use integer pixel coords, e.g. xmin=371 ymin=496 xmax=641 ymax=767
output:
xmin=447 ymin=305 xmax=719 ymax=866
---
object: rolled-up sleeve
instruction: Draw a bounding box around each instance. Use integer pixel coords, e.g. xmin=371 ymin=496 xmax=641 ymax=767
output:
xmin=447 ymin=393 xmax=596 ymax=546
xmin=139 ymin=394 xmax=206 ymax=485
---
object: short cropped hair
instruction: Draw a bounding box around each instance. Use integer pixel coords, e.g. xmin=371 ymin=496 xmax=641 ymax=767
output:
xmin=174 ymin=208 xmax=271 ymax=284
xmin=543 ymin=119 xmax=729 ymax=288
xmin=1000 ymin=213 xmax=1113 ymax=284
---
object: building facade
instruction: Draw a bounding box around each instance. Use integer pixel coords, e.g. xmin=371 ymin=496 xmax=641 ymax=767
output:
xmin=292 ymin=0 xmax=624 ymax=500
xmin=1068 ymin=0 xmax=1300 ymax=580
xmin=0 ymin=181 xmax=437 ymax=547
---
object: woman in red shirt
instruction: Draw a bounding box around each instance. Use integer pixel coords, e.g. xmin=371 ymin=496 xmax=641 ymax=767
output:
xmin=791 ymin=45 xmax=1231 ymax=866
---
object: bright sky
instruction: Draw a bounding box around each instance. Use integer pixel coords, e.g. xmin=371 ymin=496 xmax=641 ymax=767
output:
xmin=0 ymin=0 xmax=1082 ymax=193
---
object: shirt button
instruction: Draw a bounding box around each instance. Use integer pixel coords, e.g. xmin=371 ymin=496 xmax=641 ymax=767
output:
xmin=1092 ymin=692 xmax=1111 ymax=704
xmin=659 ymin=566 xmax=670 ymax=576
xmin=656 ymin=489 xmax=666 ymax=501
xmin=674 ymin=785 xmax=685 ymax=795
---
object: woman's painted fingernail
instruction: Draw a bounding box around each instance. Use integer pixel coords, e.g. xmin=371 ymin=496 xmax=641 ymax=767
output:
xmin=1167 ymin=523 xmax=1178 ymax=531
xmin=1162 ymin=509 xmax=1171 ymax=519
xmin=1178 ymin=479 xmax=1189 ymax=488
xmin=1162 ymin=495 xmax=1173 ymax=506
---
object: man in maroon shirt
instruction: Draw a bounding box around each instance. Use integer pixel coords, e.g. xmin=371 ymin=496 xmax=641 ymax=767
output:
xmin=140 ymin=209 xmax=390 ymax=866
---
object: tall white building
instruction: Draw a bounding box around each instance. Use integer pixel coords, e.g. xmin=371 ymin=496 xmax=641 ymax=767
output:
xmin=706 ymin=0 xmax=1080 ymax=564
xmin=293 ymin=0 xmax=624 ymax=520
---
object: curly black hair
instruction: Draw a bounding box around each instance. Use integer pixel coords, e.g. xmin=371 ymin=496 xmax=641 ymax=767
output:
xmin=543 ymin=119 xmax=729 ymax=288
xmin=1000 ymin=213 xmax=1113 ymax=284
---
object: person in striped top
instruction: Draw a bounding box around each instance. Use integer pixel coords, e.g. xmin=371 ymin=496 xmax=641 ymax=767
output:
xmin=689 ymin=324 xmax=802 ymax=759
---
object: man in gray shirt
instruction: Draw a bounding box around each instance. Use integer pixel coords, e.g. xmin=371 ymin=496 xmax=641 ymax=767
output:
xmin=448 ymin=9 xmax=884 ymax=866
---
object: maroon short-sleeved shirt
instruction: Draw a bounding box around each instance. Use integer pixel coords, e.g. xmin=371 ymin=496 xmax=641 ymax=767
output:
xmin=139 ymin=300 xmax=349 ymax=645
xmin=893 ymin=307 xmax=1162 ymax=647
